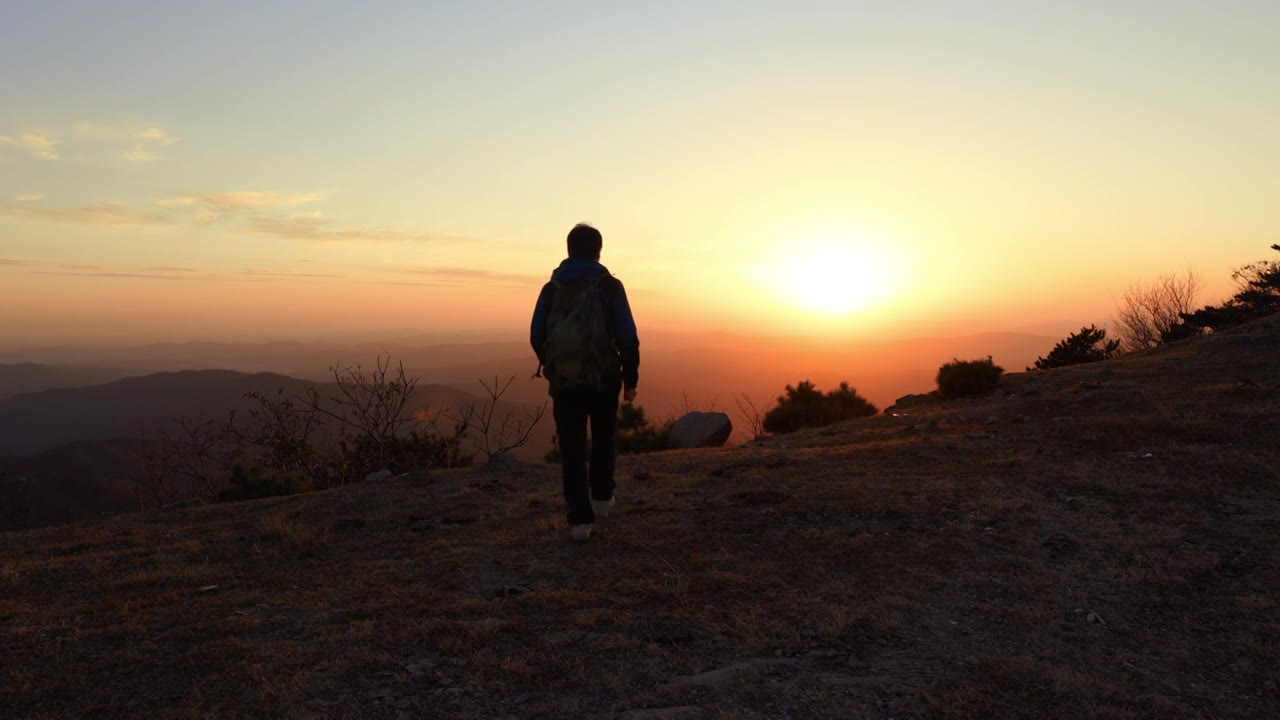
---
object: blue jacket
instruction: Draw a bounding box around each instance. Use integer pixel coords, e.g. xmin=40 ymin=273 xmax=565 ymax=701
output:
xmin=530 ymin=258 xmax=640 ymax=389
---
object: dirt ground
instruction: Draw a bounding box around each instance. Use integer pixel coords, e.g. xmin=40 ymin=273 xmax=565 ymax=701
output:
xmin=3 ymin=316 xmax=1278 ymax=719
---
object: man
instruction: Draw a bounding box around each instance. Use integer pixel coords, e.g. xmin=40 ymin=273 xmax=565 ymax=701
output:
xmin=531 ymin=223 xmax=640 ymax=542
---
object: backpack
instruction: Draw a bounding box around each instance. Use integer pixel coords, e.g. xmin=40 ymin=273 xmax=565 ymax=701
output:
xmin=543 ymin=276 xmax=619 ymax=395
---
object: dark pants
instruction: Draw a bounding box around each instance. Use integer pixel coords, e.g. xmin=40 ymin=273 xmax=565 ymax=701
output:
xmin=553 ymin=387 xmax=619 ymax=526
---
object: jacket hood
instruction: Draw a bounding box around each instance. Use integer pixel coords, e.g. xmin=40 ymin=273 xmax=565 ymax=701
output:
xmin=551 ymin=258 xmax=611 ymax=283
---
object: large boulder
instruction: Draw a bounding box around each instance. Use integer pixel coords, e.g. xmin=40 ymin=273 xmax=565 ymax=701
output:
xmin=669 ymin=411 xmax=733 ymax=449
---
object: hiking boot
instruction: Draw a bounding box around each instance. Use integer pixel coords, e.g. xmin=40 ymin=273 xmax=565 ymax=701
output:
xmin=591 ymin=496 xmax=616 ymax=519
xmin=570 ymin=524 xmax=593 ymax=542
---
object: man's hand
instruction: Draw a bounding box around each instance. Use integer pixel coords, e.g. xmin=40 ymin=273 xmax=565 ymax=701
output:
xmin=623 ymin=387 xmax=638 ymax=403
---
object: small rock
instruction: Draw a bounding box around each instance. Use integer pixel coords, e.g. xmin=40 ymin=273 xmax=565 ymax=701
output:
xmin=493 ymin=584 xmax=530 ymax=598
xmin=1087 ymin=612 xmax=1105 ymax=625
xmin=669 ymin=412 xmax=733 ymax=449
xmin=489 ymin=452 xmax=518 ymax=469
xmin=364 ymin=469 xmax=394 ymax=483
xmin=666 ymin=658 xmax=797 ymax=689
xmin=197 ymin=585 xmax=219 ymax=593
xmin=1022 ymin=383 xmax=1042 ymax=396
xmin=618 ymin=707 xmax=705 ymax=720
xmin=398 ymin=469 xmax=430 ymax=483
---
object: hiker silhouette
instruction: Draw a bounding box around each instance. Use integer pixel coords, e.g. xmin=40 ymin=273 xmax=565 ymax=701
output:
xmin=530 ymin=224 xmax=640 ymax=542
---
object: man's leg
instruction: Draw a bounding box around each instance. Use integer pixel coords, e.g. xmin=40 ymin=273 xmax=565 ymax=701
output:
xmin=587 ymin=388 xmax=620 ymax=503
xmin=553 ymin=390 xmax=593 ymax=527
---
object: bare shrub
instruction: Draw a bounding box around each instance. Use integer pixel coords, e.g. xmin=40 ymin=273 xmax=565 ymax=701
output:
xmin=147 ymin=355 xmax=472 ymax=501
xmin=735 ymin=393 xmax=776 ymax=441
xmin=451 ymin=376 xmax=548 ymax=463
xmin=1113 ymin=270 xmax=1202 ymax=352
xmin=147 ymin=415 xmax=239 ymax=504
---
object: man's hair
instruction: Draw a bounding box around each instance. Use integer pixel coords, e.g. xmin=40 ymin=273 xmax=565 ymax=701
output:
xmin=567 ymin=223 xmax=603 ymax=260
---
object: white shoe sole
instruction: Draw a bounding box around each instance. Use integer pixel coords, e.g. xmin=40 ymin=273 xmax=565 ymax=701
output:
xmin=592 ymin=497 xmax=616 ymax=519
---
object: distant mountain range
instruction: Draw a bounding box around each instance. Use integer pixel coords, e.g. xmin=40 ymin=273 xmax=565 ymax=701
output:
xmin=0 ymin=362 xmax=142 ymax=400
xmin=0 ymin=329 xmax=1061 ymax=413
xmin=0 ymin=369 xmax=487 ymax=456
xmin=0 ymin=330 xmax=1065 ymax=530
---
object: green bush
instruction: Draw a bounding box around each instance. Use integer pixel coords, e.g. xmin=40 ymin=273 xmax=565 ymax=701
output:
xmin=219 ymin=464 xmax=313 ymax=502
xmin=936 ymin=357 xmax=1004 ymax=399
xmin=762 ymin=381 xmax=878 ymax=434
xmin=1031 ymin=325 xmax=1120 ymax=370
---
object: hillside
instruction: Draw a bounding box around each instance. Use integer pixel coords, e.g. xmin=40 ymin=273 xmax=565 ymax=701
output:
xmin=0 ymin=370 xmax=491 ymax=457
xmin=2 ymin=317 xmax=1277 ymax=719
xmin=0 ymin=362 xmax=141 ymax=400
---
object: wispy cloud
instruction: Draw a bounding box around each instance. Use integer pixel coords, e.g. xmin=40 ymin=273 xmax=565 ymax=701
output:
xmin=249 ymin=212 xmax=452 ymax=244
xmin=1 ymin=257 xmax=106 ymax=271
xmin=397 ymin=266 xmax=539 ymax=287
xmin=157 ymin=191 xmax=325 ymax=224
xmin=0 ymin=200 xmax=171 ymax=227
xmin=72 ymin=121 xmax=178 ymax=163
xmin=2 ymin=257 xmax=204 ymax=281
xmin=238 ymin=268 xmax=344 ymax=279
xmin=29 ymin=270 xmax=202 ymax=280
xmin=0 ymin=131 xmax=59 ymax=160
xmin=13 ymin=194 xmax=42 ymax=202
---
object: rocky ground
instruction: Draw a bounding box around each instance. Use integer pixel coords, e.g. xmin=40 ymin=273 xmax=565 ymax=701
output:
xmin=2 ymin=316 xmax=1279 ymax=719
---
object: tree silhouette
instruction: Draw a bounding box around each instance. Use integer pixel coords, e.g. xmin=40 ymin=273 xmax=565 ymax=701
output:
xmin=1031 ymin=325 xmax=1121 ymax=370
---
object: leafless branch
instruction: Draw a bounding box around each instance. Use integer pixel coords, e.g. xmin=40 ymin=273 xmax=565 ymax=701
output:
xmin=451 ymin=375 xmax=548 ymax=462
xmin=735 ymin=393 xmax=776 ymax=441
xmin=1113 ymin=270 xmax=1202 ymax=352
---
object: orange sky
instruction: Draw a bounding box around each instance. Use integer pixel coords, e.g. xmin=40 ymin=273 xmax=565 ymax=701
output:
xmin=2 ymin=3 xmax=1277 ymax=349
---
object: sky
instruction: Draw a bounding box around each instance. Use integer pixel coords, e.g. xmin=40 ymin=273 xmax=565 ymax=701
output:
xmin=2 ymin=0 xmax=1277 ymax=347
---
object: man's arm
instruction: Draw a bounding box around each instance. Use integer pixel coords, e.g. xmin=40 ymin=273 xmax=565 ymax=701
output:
xmin=613 ymin=280 xmax=640 ymax=392
xmin=530 ymin=282 xmax=555 ymax=365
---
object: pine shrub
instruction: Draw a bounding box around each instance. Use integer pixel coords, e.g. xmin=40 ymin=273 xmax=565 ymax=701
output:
xmin=762 ymin=381 xmax=878 ymax=434
xmin=936 ymin=357 xmax=1004 ymax=399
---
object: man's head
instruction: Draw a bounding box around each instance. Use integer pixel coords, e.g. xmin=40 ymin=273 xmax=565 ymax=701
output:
xmin=567 ymin=223 xmax=603 ymax=261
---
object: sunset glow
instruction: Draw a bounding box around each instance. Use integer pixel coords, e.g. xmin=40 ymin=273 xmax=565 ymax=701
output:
xmin=776 ymin=234 xmax=896 ymax=316
xmin=0 ymin=2 xmax=1276 ymax=347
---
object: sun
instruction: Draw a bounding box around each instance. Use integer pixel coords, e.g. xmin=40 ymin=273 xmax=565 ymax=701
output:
xmin=779 ymin=236 xmax=893 ymax=315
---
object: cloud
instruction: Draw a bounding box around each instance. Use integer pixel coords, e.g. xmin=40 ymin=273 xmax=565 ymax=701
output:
xmin=28 ymin=270 xmax=206 ymax=280
xmin=238 ymin=268 xmax=344 ymax=279
xmin=397 ymin=266 xmax=539 ymax=287
xmin=0 ymin=257 xmax=106 ymax=271
xmin=13 ymin=194 xmax=42 ymax=202
xmin=2 ymin=121 xmax=177 ymax=163
xmin=121 ymin=144 xmax=162 ymax=164
xmin=1 ymin=257 xmax=204 ymax=281
xmin=0 ymin=200 xmax=171 ymax=227
xmin=156 ymin=191 xmax=324 ymax=223
xmin=249 ymin=212 xmax=452 ymax=244
xmin=0 ymin=131 xmax=59 ymax=160
xmin=71 ymin=121 xmax=178 ymax=163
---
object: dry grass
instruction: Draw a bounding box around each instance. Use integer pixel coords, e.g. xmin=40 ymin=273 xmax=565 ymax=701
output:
xmin=2 ymin=317 xmax=1280 ymax=719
